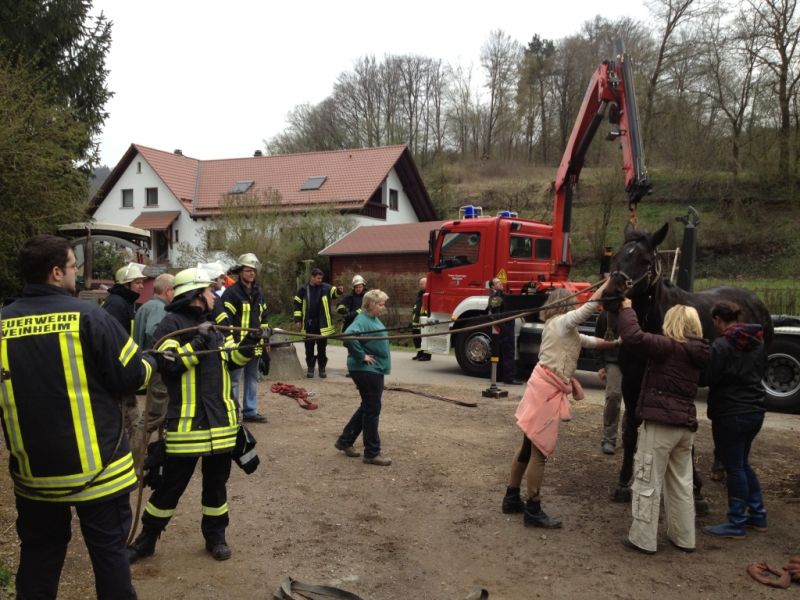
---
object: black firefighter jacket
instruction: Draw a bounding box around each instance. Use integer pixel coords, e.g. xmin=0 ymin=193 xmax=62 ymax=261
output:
xmin=102 ymin=283 xmax=139 ymax=335
xmin=0 ymin=284 xmax=154 ymax=503
xmin=153 ymin=307 xmax=256 ymax=456
xmin=221 ymin=280 xmax=269 ymax=355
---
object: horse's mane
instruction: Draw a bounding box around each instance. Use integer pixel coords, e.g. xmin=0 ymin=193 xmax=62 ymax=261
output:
xmin=624 ymin=230 xmax=651 ymax=244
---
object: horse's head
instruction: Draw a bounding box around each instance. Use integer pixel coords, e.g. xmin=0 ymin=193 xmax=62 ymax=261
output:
xmin=602 ymin=222 xmax=668 ymax=310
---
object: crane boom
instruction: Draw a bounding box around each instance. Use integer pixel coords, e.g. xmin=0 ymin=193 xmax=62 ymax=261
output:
xmin=550 ymin=44 xmax=651 ymax=279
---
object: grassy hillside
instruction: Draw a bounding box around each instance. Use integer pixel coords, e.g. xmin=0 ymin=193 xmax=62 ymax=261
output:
xmin=427 ymin=160 xmax=800 ymax=280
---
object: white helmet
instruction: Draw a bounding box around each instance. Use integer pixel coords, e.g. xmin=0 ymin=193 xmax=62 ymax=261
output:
xmin=234 ymin=253 xmax=261 ymax=273
xmin=351 ymin=274 xmax=366 ymax=287
xmin=200 ymin=261 xmax=227 ymax=279
xmin=115 ymin=262 xmax=146 ymax=284
xmin=172 ymin=267 xmax=214 ymax=298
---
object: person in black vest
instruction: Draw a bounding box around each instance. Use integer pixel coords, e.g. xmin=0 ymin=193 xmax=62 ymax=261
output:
xmin=2 ymin=235 xmax=154 ymax=599
xmin=293 ymin=268 xmax=342 ymax=378
xmin=103 ymin=262 xmax=146 ymax=335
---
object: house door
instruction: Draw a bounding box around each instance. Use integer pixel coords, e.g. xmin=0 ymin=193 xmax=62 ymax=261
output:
xmin=152 ymin=230 xmax=169 ymax=264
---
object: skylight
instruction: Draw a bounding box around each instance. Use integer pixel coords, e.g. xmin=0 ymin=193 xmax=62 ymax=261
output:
xmin=300 ymin=176 xmax=327 ymax=191
xmin=228 ymin=180 xmax=254 ymax=194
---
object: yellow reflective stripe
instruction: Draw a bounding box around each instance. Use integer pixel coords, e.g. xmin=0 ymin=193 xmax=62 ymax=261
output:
xmin=140 ymin=357 xmax=153 ymax=388
xmin=224 ymin=301 xmax=237 ymax=315
xmin=179 ymin=367 xmax=195 ymax=432
xmin=0 ymin=339 xmax=32 ymax=477
xmin=165 ymin=425 xmax=238 ymax=454
xmin=14 ymin=453 xmax=136 ymax=503
xmin=214 ymin=311 xmax=228 ymax=325
xmin=231 ymin=348 xmax=249 ymax=366
xmin=118 ymin=337 xmax=137 ymax=367
xmin=320 ymin=297 xmax=335 ymax=336
xmin=202 ymin=502 xmax=229 ymax=517
xmin=222 ymin=364 xmax=236 ymax=423
xmin=2 ymin=312 xmax=79 ymax=338
xmin=177 ymin=342 xmax=199 ymax=369
xmin=145 ymin=502 xmax=175 ymax=519
xmin=241 ymin=304 xmax=251 ymax=341
xmin=159 ymin=339 xmax=180 ymax=352
xmin=60 ymin=330 xmax=100 ymax=473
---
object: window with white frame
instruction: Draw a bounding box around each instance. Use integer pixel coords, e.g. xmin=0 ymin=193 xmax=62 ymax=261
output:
xmin=122 ymin=189 xmax=133 ymax=208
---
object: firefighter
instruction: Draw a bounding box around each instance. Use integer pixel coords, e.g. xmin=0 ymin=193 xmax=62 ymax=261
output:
xmin=411 ymin=276 xmax=431 ymax=361
xmin=103 ymin=262 xmax=146 ymax=335
xmin=0 ymin=235 xmax=154 ymax=599
xmin=104 ymin=261 xmax=147 ymax=438
xmin=490 ymin=278 xmax=521 ymax=385
xmin=336 ymin=274 xmax=368 ymax=331
xmin=127 ymin=267 xmax=261 ymax=563
xmin=221 ymin=253 xmax=269 ymax=423
xmin=293 ymin=267 xmax=342 ymax=378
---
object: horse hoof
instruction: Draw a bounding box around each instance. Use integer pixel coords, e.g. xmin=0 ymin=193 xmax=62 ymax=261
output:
xmin=612 ymin=485 xmax=632 ymax=503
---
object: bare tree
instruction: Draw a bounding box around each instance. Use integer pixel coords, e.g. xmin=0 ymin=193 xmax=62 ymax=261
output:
xmin=750 ymin=0 xmax=800 ymax=176
xmin=643 ymin=0 xmax=701 ymax=150
xmin=480 ymin=29 xmax=521 ymax=159
xmin=696 ymin=4 xmax=763 ymax=175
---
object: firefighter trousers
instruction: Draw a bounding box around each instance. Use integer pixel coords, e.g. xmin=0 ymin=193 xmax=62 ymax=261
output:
xmin=141 ymin=452 xmax=231 ymax=545
xmin=15 ymin=493 xmax=136 ymax=600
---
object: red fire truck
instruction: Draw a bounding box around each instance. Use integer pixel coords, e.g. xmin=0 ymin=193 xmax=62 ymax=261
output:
xmin=421 ymin=45 xmax=648 ymax=374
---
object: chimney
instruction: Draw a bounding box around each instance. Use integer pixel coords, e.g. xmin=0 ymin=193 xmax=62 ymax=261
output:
xmin=174 ymin=149 xmax=183 ymax=156
xmin=254 ymin=150 xmax=263 ymax=157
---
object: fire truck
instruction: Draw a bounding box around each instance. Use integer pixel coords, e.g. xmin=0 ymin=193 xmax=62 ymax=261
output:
xmin=419 ymin=47 xmax=800 ymax=413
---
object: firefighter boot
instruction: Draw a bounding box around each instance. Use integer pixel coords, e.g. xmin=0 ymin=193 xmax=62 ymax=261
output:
xmin=501 ymin=486 xmax=524 ymax=514
xmin=523 ymin=499 xmax=562 ymax=529
xmin=127 ymin=527 xmax=160 ymax=563
xmin=318 ymin=356 xmax=328 ymax=379
xmin=704 ymin=497 xmax=747 ymax=539
xmin=206 ymin=539 xmax=232 ymax=561
xmin=306 ymin=356 xmax=316 ymax=379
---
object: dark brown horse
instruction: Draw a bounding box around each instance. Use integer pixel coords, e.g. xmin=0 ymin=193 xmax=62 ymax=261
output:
xmin=602 ymin=223 xmax=773 ymax=502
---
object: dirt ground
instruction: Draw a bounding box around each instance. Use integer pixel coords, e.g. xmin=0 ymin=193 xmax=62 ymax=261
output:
xmin=1 ymin=377 xmax=799 ymax=600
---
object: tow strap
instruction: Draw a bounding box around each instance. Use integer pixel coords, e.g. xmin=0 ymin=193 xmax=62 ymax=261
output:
xmin=746 ymin=556 xmax=800 ymax=589
xmin=270 ymin=382 xmax=318 ymax=410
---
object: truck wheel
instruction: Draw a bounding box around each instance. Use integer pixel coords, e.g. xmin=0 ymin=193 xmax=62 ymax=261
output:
xmin=764 ymin=337 xmax=800 ymax=413
xmin=453 ymin=329 xmax=492 ymax=378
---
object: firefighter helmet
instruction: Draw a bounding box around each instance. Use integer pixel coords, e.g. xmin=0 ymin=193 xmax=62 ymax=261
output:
xmin=172 ymin=267 xmax=214 ymax=298
xmin=234 ymin=253 xmax=261 ymax=273
xmin=115 ymin=263 xmax=146 ymax=285
xmin=200 ymin=261 xmax=227 ymax=279
xmin=351 ymin=274 xmax=366 ymax=287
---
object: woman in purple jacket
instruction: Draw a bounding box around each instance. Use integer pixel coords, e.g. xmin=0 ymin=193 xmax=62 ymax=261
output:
xmin=618 ymin=298 xmax=710 ymax=554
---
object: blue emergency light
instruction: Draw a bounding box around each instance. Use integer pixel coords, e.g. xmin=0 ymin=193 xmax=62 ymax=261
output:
xmin=497 ymin=210 xmax=519 ymax=218
xmin=459 ymin=205 xmax=483 ymax=219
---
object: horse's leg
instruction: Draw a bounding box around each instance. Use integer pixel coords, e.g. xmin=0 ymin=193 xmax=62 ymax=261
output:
xmin=692 ymin=446 xmax=710 ymax=516
xmin=613 ymin=366 xmax=642 ymax=502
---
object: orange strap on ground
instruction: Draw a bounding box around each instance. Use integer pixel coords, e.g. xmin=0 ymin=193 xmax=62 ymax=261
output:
xmin=270 ymin=382 xmax=318 ymax=410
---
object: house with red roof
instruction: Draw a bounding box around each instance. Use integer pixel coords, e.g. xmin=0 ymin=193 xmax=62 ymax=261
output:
xmin=90 ymin=144 xmax=436 ymax=265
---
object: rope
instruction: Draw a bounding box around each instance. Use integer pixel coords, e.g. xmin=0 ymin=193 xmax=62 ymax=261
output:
xmin=270 ymin=382 xmax=318 ymax=410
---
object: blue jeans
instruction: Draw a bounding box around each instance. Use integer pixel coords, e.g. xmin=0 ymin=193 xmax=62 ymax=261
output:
xmin=712 ymin=412 xmax=764 ymax=501
xmin=231 ymin=358 xmax=260 ymax=417
xmin=338 ymin=371 xmax=383 ymax=458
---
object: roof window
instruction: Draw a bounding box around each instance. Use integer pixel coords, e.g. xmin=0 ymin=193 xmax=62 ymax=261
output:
xmin=300 ymin=176 xmax=327 ymax=191
xmin=228 ymin=180 xmax=254 ymax=194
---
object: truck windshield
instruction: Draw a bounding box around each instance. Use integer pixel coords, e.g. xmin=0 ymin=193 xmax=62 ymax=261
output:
xmin=438 ymin=231 xmax=481 ymax=268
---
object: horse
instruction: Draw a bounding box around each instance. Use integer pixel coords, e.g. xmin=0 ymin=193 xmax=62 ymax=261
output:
xmin=601 ymin=222 xmax=773 ymax=505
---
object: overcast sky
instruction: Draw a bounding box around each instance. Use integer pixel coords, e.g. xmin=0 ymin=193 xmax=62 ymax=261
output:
xmin=92 ymin=0 xmax=650 ymax=167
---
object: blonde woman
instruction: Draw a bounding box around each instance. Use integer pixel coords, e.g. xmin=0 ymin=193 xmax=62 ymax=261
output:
xmin=503 ymin=280 xmax=617 ymax=528
xmin=335 ymin=289 xmax=392 ymax=466
xmin=618 ymin=299 xmax=710 ymax=554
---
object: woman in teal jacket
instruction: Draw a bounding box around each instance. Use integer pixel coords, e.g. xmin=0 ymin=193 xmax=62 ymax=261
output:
xmin=335 ymin=289 xmax=392 ymax=466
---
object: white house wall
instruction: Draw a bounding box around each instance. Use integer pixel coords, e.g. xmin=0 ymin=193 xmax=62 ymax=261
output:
xmin=352 ymin=167 xmax=418 ymax=226
xmin=92 ymin=152 xmax=191 ymax=264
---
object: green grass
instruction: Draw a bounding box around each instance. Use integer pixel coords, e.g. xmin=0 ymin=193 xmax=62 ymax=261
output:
xmin=0 ymin=559 xmax=13 ymax=597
